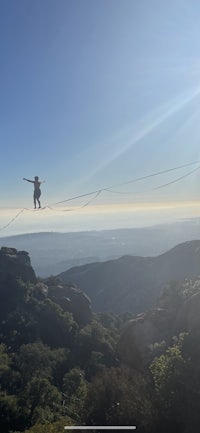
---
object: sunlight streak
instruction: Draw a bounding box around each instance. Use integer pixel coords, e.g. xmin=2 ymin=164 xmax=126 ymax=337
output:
xmin=89 ymin=85 xmax=200 ymax=177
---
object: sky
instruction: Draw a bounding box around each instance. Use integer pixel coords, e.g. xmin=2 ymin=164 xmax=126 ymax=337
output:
xmin=1 ymin=0 xmax=200 ymax=234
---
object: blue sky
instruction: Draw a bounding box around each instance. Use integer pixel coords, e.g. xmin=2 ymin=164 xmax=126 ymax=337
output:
xmin=1 ymin=0 xmax=200 ymax=233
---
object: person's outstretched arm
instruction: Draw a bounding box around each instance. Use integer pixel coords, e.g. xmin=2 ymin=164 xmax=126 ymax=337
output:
xmin=23 ymin=178 xmax=34 ymax=183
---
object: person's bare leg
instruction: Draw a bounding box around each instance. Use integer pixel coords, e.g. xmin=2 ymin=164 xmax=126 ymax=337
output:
xmin=37 ymin=198 xmax=41 ymax=208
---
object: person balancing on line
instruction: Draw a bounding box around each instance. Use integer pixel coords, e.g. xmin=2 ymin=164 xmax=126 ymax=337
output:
xmin=23 ymin=176 xmax=44 ymax=209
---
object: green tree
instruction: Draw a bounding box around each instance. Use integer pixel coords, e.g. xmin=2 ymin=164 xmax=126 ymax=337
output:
xmin=150 ymin=336 xmax=187 ymax=432
xmin=23 ymin=417 xmax=73 ymax=433
xmin=62 ymin=368 xmax=87 ymax=422
xmin=15 ymin=342 xmax=54 ymax=383
xmin=0 ymin=393 xmax=21 ymax=432
xmin=74 ymin=320 xmax=117 ymax=377
xmin=0 ymin=344 xmax=10 ymax=387
xmin=84 ymin=367 xmax=153 ymax=432
xmin=180 ymin=330 xmax=200 ymax=432
xmin=0 ymin=344 xmax=22 ymax=396
xmin=36 ymin=299 xmax=78 ymax=348
xmin=19 ymin=377 xmax=62 ymax=426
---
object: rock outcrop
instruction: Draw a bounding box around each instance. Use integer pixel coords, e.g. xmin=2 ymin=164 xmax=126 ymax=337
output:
xmin=0 ymin=247 xmax=92 ymax=326
xmin=118 ymin=277 xmax=200 ymax=370
xmin=118 ymin=308 xmax=173 ymax=369
xmin=0 ymin=247 xmax=36 ymax=284
xmin=0 ymin=248 xmax=92 ymax=327
xmin=175 ymin=291 xmax=200 ymax=333
xmin=44 ymin=279 xmax=92 ymax=326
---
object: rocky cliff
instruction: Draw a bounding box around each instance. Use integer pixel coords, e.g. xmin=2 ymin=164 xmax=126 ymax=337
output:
xmin=45 ymin=279 xmax=92 ymax=326
xmin=118 ymin=277 xmax=200 ymax=369
xmin=0 ymin=247 xmax=92 ymax=327
xmin=0 ymin=246 xmax=37 ymax=283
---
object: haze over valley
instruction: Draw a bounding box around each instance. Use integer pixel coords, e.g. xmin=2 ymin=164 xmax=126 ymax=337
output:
xmin=1 ymin=217 xmax=200 ymax=277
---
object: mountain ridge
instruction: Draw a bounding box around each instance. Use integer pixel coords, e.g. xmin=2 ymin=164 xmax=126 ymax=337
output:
xmin=59 ymin=239 xmax=200 ymax=313
xmin=1 ymin=217 xmax=200 ymax=276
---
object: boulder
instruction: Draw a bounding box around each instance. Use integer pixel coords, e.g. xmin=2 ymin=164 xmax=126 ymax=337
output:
xmin=118 ymin=308 xmax=173 ymax=369
xmin=46 ymin=281 xmax=92 ymax=326
xmin=0 ymin=247 xmax=36 ymax=284
xmin=175 ymin=291 xmax=200 ymax=332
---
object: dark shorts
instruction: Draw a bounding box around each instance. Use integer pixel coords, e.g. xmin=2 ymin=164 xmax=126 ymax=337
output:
xmin=34 ymin=189 xmax=41 ymax=199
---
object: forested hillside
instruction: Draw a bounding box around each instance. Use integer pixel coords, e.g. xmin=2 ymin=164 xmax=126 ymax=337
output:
xmin=1 ymin=246 xmax=200 ymax=432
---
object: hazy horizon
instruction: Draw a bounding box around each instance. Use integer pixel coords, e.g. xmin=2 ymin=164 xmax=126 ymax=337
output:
xmin=1 ymin=200 xmax=200 ymax=237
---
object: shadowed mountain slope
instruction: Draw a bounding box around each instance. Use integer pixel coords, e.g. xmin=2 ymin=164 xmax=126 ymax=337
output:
xmin=59 ymin=240 xmax=200 ymax=313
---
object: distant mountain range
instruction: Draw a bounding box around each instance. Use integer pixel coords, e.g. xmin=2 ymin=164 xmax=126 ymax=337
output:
xmin=59 ymin=240 xmax=200 ymax=313
xmin=1 ymin=217 xmax=200 ymax=276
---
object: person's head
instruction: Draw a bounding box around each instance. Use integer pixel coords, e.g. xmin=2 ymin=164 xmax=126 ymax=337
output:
xmin=34 ymin=176 xmax=39 ymax=181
